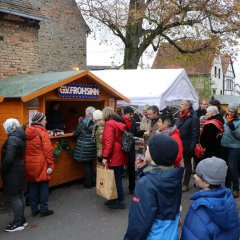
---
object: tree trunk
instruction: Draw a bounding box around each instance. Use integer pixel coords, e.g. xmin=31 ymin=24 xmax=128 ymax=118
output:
xmin=123 ymin=45 xmax=141 ymax=69
xmin=123 ymin=0 xmax=145 ymax=69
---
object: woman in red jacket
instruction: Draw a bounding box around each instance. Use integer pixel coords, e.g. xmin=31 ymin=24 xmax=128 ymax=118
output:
xmin=25 ymin=112 xmax=55 ymax=217
xmin=157 ymin=107 xmax=183 ymax=167
xmin=101 ymin=107 xmax=128 ymax=209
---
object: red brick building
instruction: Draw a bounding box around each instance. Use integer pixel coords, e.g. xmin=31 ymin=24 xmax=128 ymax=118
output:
xmin=0 ymin=0 xmax=89 ymax=80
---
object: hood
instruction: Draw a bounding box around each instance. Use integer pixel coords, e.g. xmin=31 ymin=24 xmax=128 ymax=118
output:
xmin=9 ymin=127 xmax=26 ymax=141
xmin=25 ymin=125 xmax=45 ymax=140
xmin=191 ymin=187 xmax=239 ymax=230
xmin=209 ymin=114 xmax=224 ymax=124
xmin=144 ymin=167 xmax=184 ymax=197
xmin=110 ymin=119 xmax=127 ymax=132
xmin=96 ymin=120 xmax=105 ymax=127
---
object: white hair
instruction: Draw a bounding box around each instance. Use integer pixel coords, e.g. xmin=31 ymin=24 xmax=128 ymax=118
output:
xmin=3 ymin=118 xmax=21 ymax=134
xmin=93 ymin=110 xmax=103 ymax=120
xmin=85 ymin=106 xmax=96 ymax=117
xmin=206 ymin=106 xmax=219 ymax=116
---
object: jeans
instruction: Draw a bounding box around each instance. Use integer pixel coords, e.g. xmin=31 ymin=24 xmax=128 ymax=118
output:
xmin=9 ymin=192 xmax=25 ymax=225
xmin=183 ymin=150 xmax=192 ymax=186
xmin=221 ymin=147 xmax=240 ymax=191
xmin=111 ymin=166 xmax=124 ymax=203
xmin=29 ymin=181 xmax=49 ymax=213
xmin=82 ymin=162 xmax=94 ymax=187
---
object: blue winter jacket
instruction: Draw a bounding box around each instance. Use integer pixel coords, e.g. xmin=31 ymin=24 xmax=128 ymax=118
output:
xmin=181 ymin=187 xmax=240 ymax=240
xmin=124 ymin=165 xmax=184 ymax=240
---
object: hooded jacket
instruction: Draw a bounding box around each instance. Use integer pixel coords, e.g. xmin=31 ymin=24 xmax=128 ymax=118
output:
xmin=181 ymin=187 xmax=240 ymax=240
xmin=73 ymin=117 xmax=97 ymax=162
xmin=25 ymin=124 xmax=54 ymax=182
xmin=102 ymin=115 xmax=128 ymax=167
xmin=1 ymin=127 xmax=26 ymax=196
xmin=124 ymin=166 xmax=184 ymax=240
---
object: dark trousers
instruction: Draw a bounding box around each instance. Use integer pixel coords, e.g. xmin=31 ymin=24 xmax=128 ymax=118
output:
xmin=9 ymin=192 xmax=25 ymax=225
xmin=82 ymin=161 xmax=94 ymax=187
xmin=183 ymin=151 xmax=192 ymax=186
xmin=221 ymin=147 xmax=240 ymax=191
xmin=28 ymin=181 xmax=49 ymax=214
xmin=111 ymin=166 xmax=124 ymax=203
xmin=128 ymin=146 xmax=136 ymax=191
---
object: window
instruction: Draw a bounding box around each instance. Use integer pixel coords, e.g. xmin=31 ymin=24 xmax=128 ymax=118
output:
xmin=226 ymin=79 xmax=233 ymax=90
xmin=214 ymin=66 xmax=217 ymax=77
xmin=218 ymin=69 xmax=221 ymax=79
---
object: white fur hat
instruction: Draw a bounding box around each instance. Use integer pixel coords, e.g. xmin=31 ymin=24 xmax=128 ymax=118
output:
xmin=93 ymin=110 xmax=103 ymax=120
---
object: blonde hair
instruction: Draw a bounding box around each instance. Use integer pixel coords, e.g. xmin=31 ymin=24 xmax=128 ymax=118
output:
xmin=102 ymin=107 xmax=115 ymax=120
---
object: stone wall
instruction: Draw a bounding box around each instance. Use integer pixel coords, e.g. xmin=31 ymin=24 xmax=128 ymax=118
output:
xmin=32 ymin=0 xmax=88 ymax=72
xmin=0 ymin=15 xmax=40 ymax=80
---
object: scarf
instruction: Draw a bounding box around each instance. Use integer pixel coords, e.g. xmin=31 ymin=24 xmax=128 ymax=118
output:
xmin=156 ymin=125 xmax=177 ymax=136
xmin=122 ymin=115 xmax=132 ymax=130
xmin=179 ymin=110 xmax=190 ymax=122
xmin=226 ymin=114 xmax=236 ymax=123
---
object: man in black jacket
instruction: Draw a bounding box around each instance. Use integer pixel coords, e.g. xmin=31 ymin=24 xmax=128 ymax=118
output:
xmin=176 ymin=100 xmax=200 ymax=192
xmin=122 ymin=106 xmax=145 ymax=194
xmin=196 ymin=99 xmax=208 ymax=118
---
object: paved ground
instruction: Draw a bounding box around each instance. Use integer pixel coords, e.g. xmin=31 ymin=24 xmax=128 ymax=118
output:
xmin=0 ymin=176 xmax=239 ymax=240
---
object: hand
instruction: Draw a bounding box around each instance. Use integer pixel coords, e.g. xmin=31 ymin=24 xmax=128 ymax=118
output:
xmin=136 ymin=157 xmax=146 ymax=168
xmin=227 ymin=122 xmax=236 ymax=131
xmin=47 ymin=167 xmax=53 ymax=175
xmin=102 ymin=159 xmax=107 ymax=166
xmin=144 ymin=131 xmax=149 ymax=136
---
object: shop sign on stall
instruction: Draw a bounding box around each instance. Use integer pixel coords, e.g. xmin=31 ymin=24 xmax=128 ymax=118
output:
xmin=58 ymin=83 xmax=100 ymax=99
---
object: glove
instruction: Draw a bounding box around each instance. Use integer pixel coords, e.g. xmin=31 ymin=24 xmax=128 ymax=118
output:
xmin=47 ymin=167 xmax=53 ymax=175
xmin=227 ymin=122 xmax=236 ymax=131
xmin=102 ymin=159 xmax=107 ymax=166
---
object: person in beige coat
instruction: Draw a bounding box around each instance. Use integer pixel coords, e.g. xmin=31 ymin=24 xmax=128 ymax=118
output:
xmin=92 ymin=110 xmax=105 ymax=163
xmin=144 ymin=105 xmax=160 ymax=146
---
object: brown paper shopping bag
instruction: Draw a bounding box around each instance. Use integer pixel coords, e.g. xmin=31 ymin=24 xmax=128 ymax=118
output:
xmin=96 ymin=165 xmax=118 ymax=200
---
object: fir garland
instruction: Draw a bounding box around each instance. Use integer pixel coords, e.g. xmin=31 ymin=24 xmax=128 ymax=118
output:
xmin=53 ymin=138 xmax=74 ymax=160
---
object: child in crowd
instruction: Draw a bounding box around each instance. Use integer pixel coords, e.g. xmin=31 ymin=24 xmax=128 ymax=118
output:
xmin=124 ymin=134 xmax=184 ymax=240
xmin=181 ymin=157 xmax=240 ymax=240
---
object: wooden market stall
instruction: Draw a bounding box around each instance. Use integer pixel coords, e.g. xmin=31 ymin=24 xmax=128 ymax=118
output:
xmin=0 ymin=70 xmax=129 ymax=188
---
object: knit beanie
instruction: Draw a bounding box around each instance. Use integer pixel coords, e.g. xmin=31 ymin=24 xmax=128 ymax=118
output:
xmin=148 ymin=134 xmax=178 ymax=166
xmin=196 ymin=157 xmax=228 ymax=185
xmin=3 ymin=118 xmax=21 ymax=134
xmin=93 ymin=110 xmax=103 ymax=121
xmin=123 ymin=106 xmax=134 ymax=114
xmin=228 ymin=103 xmax=239 ymax=113
xmin=31 ymin=112 xmax=45 ymax=123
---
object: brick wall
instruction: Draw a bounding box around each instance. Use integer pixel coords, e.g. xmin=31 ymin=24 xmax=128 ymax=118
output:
xmin=0 ymin=0 xmax=88 ymax=80
xmin=32 ymin=0 xmax=88 ymax=72
xmin=0 ymin=15 xmax=40 ymax=80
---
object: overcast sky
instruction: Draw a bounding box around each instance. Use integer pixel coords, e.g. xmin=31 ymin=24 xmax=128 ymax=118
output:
xmin=87 ymin=38 xmax=240 ymax=83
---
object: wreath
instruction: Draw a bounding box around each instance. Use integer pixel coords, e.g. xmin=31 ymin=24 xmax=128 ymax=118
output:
xmin=53 ymin=138 xmax=74 ymax=160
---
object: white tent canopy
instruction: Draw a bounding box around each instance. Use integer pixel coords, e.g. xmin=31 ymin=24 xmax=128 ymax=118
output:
xmin=91 ymin=69 xmax=199 ymax=110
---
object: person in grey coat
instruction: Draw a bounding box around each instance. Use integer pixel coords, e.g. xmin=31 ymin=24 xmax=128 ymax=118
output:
xmin=220 ymin=103 xmax=240 ymax=198
xmin=1 ymin=119 xmax=27 ymax=232
xmin=73 ymin=106 xmax=97 ymax=188
xmin=176 ymin=100 xmax=200 ymax=192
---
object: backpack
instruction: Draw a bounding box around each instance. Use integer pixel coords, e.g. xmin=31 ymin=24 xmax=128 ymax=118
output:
xmin=121 ymin=131 xmax=135 ymax=153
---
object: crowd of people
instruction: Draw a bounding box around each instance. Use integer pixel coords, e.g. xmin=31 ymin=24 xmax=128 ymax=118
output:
xmin=0 ymin=100 xmax=240 ymax=239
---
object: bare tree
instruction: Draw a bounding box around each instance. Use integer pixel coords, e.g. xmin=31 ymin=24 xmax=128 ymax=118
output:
xmin=79 ymin=0 xmax=240 ymax=69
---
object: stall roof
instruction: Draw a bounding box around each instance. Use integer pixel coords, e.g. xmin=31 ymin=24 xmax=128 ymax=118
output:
xmin=0 ymin=70 xmax=130 ymax=102
xmin=213 ymin=95 xmax=240 ymax=105
xmin=91 ymin=69 xmax=199 ymax=109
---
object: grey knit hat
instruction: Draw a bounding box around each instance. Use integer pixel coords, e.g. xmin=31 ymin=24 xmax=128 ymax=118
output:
xmin=31 ymin=112 xmax=45 ymax=123
xmin=228 ymin=103 xmax=239 ymax=113
xmin=196 ymin=157 xmax=228 ymax=185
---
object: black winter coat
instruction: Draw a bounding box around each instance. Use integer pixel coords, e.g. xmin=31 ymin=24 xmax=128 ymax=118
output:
xmin=176 ymin=111 xmax=200 ymax=155
xmin=1 ymin=127 xmax=26 ymax=196
xmin=73 ymin=117 xmax=97 ymax=162
xmin=200 ymin=114 xmax=224 ymax=158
